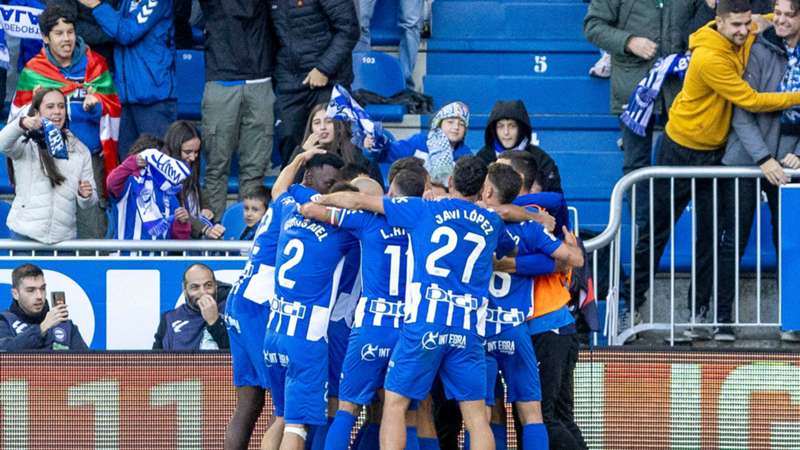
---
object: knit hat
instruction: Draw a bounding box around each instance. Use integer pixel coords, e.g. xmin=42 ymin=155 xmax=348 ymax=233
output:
xmin=431 ymin=101 xmax=470 ymax=130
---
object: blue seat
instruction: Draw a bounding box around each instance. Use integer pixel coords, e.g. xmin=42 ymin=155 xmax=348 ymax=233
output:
xmin=369 ymin=0 xmax=402 ymax=46
xmin=0 ymin=200 xmax=11 ymax=238
xmin=221 ymin=202 xmax=246 ymax=240
xmin=0 ymin=154 xmax=13 ymax=195
xmin=176 ymin=50 xmax=204 ymax=120
xmin=352 ymin=51 xmax=406 ymax=121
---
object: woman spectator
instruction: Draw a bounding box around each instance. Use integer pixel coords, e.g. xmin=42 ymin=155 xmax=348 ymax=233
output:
xmin=162 ymin=120 xmax=225 ymax=240
xmin=0 ymin=88 xmax=97 ymax=244
xmin=288 ymin=103 xmax=384 ymax=187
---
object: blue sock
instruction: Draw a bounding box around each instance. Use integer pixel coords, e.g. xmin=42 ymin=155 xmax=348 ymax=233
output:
xmin=405 ymin=426 xmax=420 ymax=450
xmin=463 ymin=431 xmax=469 ymax=449
xmin=491 ymin=423 xmax=507 ymax=450
xmin=323 ymin=411 xmax=357 ymax=450
xmin=418 ymin=437 xmax=440 ymax=450
xmin=307 ymin=418 xmax=332 ymax=450
xmin=522 ymin=423 xmax=548 ymax=450
xmin=355 ymin=423 xmax=380 ymax=450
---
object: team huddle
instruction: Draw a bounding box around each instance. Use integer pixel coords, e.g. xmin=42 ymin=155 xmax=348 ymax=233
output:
xmin=224 ymin=149 xmax=584 ymax=450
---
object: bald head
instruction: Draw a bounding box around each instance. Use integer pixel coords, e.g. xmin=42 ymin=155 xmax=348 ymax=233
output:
xmin=352 ymin=176 xmax=384 ymax=197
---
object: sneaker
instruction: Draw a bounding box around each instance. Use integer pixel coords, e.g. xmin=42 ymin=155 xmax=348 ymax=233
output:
xmin=589 ymin=52 xmax=611 ymax=79
xmin=713 ymin=326 xmax=736 ymax=342
xmin=780 ymin=331 xmax=800 ymax=342
xmin=683 ymin=306 xmax=711 ymax=340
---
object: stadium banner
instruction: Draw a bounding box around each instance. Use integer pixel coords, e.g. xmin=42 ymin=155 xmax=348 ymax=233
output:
xmin=0 ymin=350 xmax=798 ymax=449
xmin=0 ymin=257 xmax=247 ymax=350
xmin=780 ymin=185 xmax=800 ymax=330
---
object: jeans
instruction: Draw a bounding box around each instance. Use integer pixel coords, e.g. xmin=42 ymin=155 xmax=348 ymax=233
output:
xmin=354 ymin=0 xmax=422 ymax=89
xmin=717 ymin=177 xmax=779 ymax=324
xmin=118 ymin=100 xmax=178 ymax=157
xmin=630 ymin=134 xmax=724 ymax=313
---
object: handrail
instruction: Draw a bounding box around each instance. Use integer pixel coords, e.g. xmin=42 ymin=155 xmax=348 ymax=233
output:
xmin=0 ymin=239 xmax=250 ymax=252
xmin=582 ymin=166 xmax=800 ymax=253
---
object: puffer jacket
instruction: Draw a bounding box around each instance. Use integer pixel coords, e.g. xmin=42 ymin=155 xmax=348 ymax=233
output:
xmin=0 ymin=120 xmax=98 ymax=244
xmin=270 ymin=0 xmax=359 ymax=93
xmin=583 ymin=0 xmax=709 ymax=114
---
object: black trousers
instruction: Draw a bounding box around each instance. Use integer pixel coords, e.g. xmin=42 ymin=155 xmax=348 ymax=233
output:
xmin=630 ymin=134 xmax=724 ymax=312
xmin=275 ymin=86 xmax=333 ymax=166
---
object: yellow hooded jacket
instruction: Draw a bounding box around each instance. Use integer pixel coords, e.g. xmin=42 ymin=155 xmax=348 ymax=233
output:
xmin=666 ymin=22 xmax=800 ymax=150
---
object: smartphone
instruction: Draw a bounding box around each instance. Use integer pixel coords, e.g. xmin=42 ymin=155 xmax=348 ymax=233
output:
xmin=51 ymin=291 xmax=66 ymax=307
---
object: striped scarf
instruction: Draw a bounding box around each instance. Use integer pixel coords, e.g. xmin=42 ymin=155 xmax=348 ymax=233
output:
xmin=11 ymin=48 xmax=121 ymax=179
xmin=133 ymin=149 xmax=190 ymax=237
xmin=621 ymin=52 xmax=690 ymax=136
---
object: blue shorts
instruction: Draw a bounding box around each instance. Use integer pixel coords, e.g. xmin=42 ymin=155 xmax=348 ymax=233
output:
xmin=384 ymin=323 xmax=486 ymax=402
xmin=328 ymin=319 xmax=351 ymax=398
xmin=485 ymin=326 xmax=541 ymax=405
xmin=339 ymin=326 xmax=400 ymax=405
xmin=263 ymin=330 xmax=329 ymax=425
xmin=225 ymin=296 xmax=270 ymax=389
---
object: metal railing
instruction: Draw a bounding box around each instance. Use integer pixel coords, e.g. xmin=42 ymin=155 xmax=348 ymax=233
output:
xmin=583 ymin=166 xmax=800 ymax=346
xmin=0 ymin=239 xmax=249 ymax=257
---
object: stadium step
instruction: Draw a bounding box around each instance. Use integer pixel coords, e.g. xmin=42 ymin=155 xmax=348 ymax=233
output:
xmin=427 ymin=51 xmax=601 ymax=78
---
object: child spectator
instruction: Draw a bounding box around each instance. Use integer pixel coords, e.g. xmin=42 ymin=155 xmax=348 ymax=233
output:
xmin=106 ymin=134 xmax=189 ymax=240
xmin=239 ymin=186 xmax=269 ymax=241
xmin=162 ymin=120 xmax=225 ymax=240
xmin=288 ymin=103 xmax=384 ymax=186
xmin=364 ymin=101 xmax=471 ymax=184
xmin=0 ymin=88 xmax=97 ymax=244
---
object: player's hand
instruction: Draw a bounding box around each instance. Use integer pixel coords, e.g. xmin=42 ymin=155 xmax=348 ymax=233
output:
xmin=197 ymin=295 xmax=219 ymax=325
xmin=536 ymin=211 xmax=556 ymax=233
xmin=363 ymin=135 xmax=375 ymax=149
xmin=205 ymin=224 xmax=225 ymax=239
xmin=760 ymin=157 xmax=789 ymax=186
xmin=21 ymin=112 xmax=42 ymax=131
xmin=174 ymin=207 xmax=190 ymax=224
xmin=626 ymin=36 xmax=658 ymax=60
xmin=40 ymin=304 xmax=69 ymax=335
xmin=297 ymin=147 xmax=327 ymax=165
xmin=492 ymin=255 xmax=516 ymax=273
xmin=781 ymin=153 xmax=800 ymax=170
xmin=299 ymin=203 xmax=329 ymax=221
xmin=136 ymin=154 xmax=147 ymax=168
xmin=83 ymin=88 xmax=99 ymax=112
xmin=78 ymin=180 xmax=93 ymax=198
xmin=563 ymin=226 xmax=577 ymax=247
xmin=302 ymin=68 xmax=329 ymax=88
xmin=752 ymin=14 xmax=772 ymax=33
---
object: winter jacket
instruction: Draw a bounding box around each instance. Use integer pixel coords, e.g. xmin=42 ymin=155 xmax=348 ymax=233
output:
xmin=92 ymin=0 xmax=176 ymax=104
xmin=152 ymin=282 xmax=231 ymax=350
xmin=724 ymin=29 xmax=800 ymax=167
xmin=0 ymin=119 xmax=98 ymax=244
xmin=269 ymin=0 xmax=359 ymax=94
xmin=199 ymin=0 xmax=274 ymax=82
xmin=476 ymin=100 xmax=563 ymax=193
xmin=583 ymin=0 xmax=710 ymax=114
xmin=0 ymin=302 xmax=88 ymax=350
xmin=666 ymin=21 xmax=800 ymax=151
xmin=375 ymin=132 xmax=472 ymax=166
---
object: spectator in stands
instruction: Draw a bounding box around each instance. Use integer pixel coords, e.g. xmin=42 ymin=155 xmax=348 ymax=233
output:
xmin=11 ymin=5 xmax=119 ymax=240
xmin=354 ymin=0 xmax=423 ymax=90
xmin=630 ymin=0 xmax=800 ymax=342
xmin=239 ymin=185 xmax=269 ymax=241
xmin=476 ymin=100 xmax=563 ymax=193
xmin=0 ymin=264 xmax=88 ymax=350
xmin=364 ymin=101 xmax=471 ymax=184
xmin=163 ymin=120 xmax=225 ymax=240
xmin=153 ymin=263 xmax=230 ymax=350
xmin=199 ymin=0 xmax=276 ymax=223
xmin=584 ymin=0 xmax=712 ymax=243
xmin=721 ymin=0 xmax=800 ymax=342
xmin=80 ymin=0 xmax=176 ymax=156
xmin=0 ymin=88 xmax=97 ymax=244
xmin=106 ymin=134 xmax=186 ymax=240
xmin=288 ymin=103 xmax=384 ymax=186
xmin=270 ymin=0 xmax=359 ymax=165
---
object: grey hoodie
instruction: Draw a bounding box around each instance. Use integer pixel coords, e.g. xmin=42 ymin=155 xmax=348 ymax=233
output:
xmin=724 ymin=29 xmax=800 ymax=166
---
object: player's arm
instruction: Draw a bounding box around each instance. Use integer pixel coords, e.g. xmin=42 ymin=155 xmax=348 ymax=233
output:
xmin=272 ymin=148 xmax=326 ymax=199
xmin=549 ymin=226 xmax=585 ymax=269
xmin=298 ymin=202 xmax=370 ymax=229
xmin=494 ymin=252 xmax=555 ymax=276
xmin=315 ymin=191 xmax=385 ymax=214
xmin=492 ymin=204 xmax=555 ymax=232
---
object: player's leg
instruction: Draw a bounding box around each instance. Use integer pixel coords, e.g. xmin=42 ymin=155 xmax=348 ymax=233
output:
xmin=416 ymin=395 xmax=439 ymax=450
xmin=261 ymin=416 xmax=285 ymax=450
xmin=225 ymin=386 xmax=266 ymax=450
xmin=380 ymin=390 xmax=413 ymax=450
xmin=263 ymin=331 xmax=288 ymax=450
xmin=459 ymin=400 xmax=495 ymax=450
xmin=280 ymin=335 xmax=329 ymax=450
xmin=504 ymin=327 xmax=547 ymax=450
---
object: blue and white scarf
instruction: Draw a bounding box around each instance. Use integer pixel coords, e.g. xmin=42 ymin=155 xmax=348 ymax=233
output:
xmin=327 ymin=84 xmax=387 ymax=154
xmin=779 ymin=44 xmax=800 ymax=134
xmin=132 ymin=149 xmax=190 ymax=237
xmin=41 ymin=117 xmax=67 ymax=159
xmin=621 ymin=52 xmax=690 ymax=136
xmin=426 ymin=128 xmax=454 ymax=184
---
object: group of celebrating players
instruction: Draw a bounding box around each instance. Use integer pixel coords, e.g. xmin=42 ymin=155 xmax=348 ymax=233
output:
xmin=223 ymin=148 xmax=585 ymax=450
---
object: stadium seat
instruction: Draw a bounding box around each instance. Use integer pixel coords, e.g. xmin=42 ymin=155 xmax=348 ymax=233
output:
xmin=0 ymin=154 xmax=14 ymax=194
xmin=368 ymin=0 xmax=402 ymax=46
xmin=221 ymin=202 xmax=246 ymax=240
xmin=352 ymin=51 xmax=406 ymax=121
xmin=0 ymin=200 xmax=11 ymax=238
xmin=176 ymin=50 xmax=204 ymax=120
